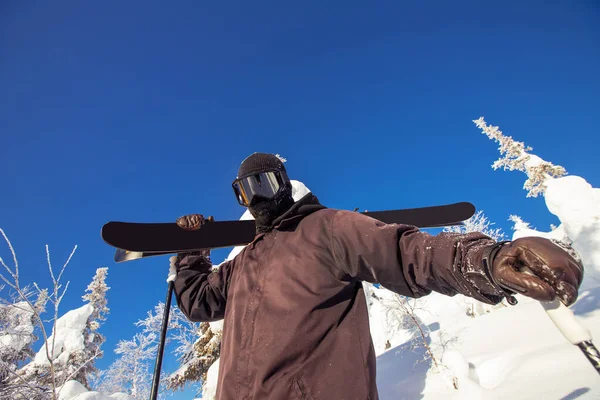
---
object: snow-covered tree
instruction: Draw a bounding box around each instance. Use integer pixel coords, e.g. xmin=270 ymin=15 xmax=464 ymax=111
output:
xmin=66 ymin=267 xmax=110 ymax=389
xmin=476 ymin=116 xmax=600 ymax=285
xmin=0 ymin=297 xmax=44 ymax=399
xmin=165 ymin=320 xmax=221 ymax=396
xmin=96 ymin=332 xmax=157 ymax=400
xmin=0 ymin=228 xmax=78 ymax=399
xmin=0 ymin=228 xmax=115 ymax=400
xmin=473 ymin=116 xmax=567 ymax=197
xmin=443 ymin=210 xmax=505 ymax=242
xmin=95 ymin=301 xmax=196 ymax=399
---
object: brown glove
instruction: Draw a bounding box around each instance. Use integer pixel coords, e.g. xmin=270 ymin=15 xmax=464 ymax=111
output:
xmin=175 ymin=213 xmax=214 ymax=262
xmin=176 ymin=213 xmax=215 ymax=231
xmin=488 ymin=237 xmax=584 ymax=306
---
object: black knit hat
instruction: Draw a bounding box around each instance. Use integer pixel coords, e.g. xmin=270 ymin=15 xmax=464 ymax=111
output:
xmin=237 ymin=153 xmax=287 ymax=179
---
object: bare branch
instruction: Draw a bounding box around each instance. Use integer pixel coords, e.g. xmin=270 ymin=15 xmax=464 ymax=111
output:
xmin=57 ymin=281 xmax=71 ymax=306
xmin=57 ymin=246 xmax=77 ymax=284
xmin=0 ymin=271 xmax=18 ymax=290
xmin=0 ymin=228 xmax=19 ymax=279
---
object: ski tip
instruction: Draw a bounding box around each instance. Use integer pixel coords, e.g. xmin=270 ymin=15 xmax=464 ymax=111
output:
xmin=114 ymin=249 xmax=145 ymax=263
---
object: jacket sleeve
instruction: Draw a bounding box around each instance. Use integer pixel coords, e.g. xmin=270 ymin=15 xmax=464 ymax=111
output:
xmin=173 ymin=254 xmax=236 ymax=322
xmin=330 ymin=210 xmax=506 ymax=304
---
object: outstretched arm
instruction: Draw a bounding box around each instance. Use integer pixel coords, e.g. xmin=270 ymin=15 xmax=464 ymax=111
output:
xmin=330 ymin=210 xmax=505 ymax=304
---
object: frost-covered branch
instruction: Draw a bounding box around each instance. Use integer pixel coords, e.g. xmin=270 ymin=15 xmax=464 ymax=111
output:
xmin=95 ymin=332 xmax=157 ymax=399
xmin=380 ymin=294 xmax=440 ymax=368
xmin=42 ymin=244 xmax=77 ymax=398
xmin=0 ymin=229 xmax=54 ymax=398
xmin=0 ymin=228 xmax=104 ymax=400
xmin=473 ymin=117 xmax=567 ymax=197
xmin=443 ymin=210 xmax=505 ymax=242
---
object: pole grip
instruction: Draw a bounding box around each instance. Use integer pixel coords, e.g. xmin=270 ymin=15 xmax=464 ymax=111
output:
xmin=539 ymin=298 xmax=592 ymax=345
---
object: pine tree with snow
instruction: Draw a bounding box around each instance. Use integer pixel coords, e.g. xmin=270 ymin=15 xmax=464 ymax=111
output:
xmin=16 ymin=268 xmax=110 ymax=395
xmin=166 ymin=320 xmax=221 ymax=395
xmin=67 ymin=267 xmax=110 ymax=389
xmin=473 ymin=116 xmax=567 ymax=197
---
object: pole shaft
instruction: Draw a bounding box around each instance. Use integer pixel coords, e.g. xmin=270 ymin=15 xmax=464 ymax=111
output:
xmin=577 ymin=341 xmax=600 ymax=375
xmin=150 ymin=281 xmax=174 ymax=400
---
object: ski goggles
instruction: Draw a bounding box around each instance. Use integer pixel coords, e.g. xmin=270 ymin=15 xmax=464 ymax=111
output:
xmin=232 ymin=170 xmax=290 ymax=207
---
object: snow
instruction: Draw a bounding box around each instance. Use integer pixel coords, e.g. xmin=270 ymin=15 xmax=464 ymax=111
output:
xmin=57 ymin=380 xmax=135 ymax=400
xmin=0 ymin=301 xmax=35 ymax=352
xmin=31 ymin=303 xmax=93 ymax=366
xmin=545 ymin=176 xmax=600 ymax=283
xmin=202 ymin=358 xmax=220 ymax=400
xmin=369 ymin=169 xmax=600 ymax=398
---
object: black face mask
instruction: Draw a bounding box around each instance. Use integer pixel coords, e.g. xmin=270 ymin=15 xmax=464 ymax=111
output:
xmin=248 ymin=183 xmax=295 ymax=233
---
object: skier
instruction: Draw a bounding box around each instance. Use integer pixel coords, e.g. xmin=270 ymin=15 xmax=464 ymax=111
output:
xmin=169 ymin=152 xmax=584 ymax=400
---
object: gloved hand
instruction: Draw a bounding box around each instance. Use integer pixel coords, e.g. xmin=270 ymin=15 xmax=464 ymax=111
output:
xmin=167 ymin=214 xmax=214 ymax=283
xmin=176 ymin=213 xmax=214 ymax=230
xmin=488 ymin=237 xmax=584 ymax=306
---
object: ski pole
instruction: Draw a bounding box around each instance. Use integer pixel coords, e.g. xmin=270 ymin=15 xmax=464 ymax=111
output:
xmin=150 ymin=280 xmax=174 ymax=400
xmin=519 ymin=266 xmax=600 ymax=374
xmin=539 ymin=298 xmax=600 ymax=375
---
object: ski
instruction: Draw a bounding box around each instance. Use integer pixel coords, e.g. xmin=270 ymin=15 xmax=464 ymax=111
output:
xmin=102 ymin=202 xmax=475 ymax=263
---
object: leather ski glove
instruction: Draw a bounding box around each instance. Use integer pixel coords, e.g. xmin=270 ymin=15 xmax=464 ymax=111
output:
xmin=176 ymin=213 xmax=215 ymax=230
xmin=484 ymin=237 xmax=584 ymax=306
xmin=169 ymin=213 xmax=214 ymax=277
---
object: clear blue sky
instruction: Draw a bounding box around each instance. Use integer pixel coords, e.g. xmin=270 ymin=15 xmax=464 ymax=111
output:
xmin=1 ymin=1 xmax=599 ymax=398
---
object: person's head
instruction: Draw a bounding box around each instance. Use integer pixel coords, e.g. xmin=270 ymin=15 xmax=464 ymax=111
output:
xmin=232 ymin=153 xmax=295 ymax=231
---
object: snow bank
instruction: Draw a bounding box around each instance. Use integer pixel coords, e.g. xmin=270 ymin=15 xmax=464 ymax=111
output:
xmin=544 ymin=176 xmax=600 ymax=284
xmin=57 ymin=380 xmax=135 ymax=400
xmin=31 ymin=304 xmax=93 ymax=366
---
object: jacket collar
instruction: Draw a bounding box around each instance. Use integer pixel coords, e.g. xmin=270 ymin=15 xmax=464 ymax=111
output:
xmin=248 ymin=193 xmax=326 ymax=247
xmin=272 ymin=192 xmax=326 ymax=230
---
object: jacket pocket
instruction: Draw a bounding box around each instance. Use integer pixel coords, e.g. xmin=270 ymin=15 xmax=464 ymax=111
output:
xmin=292 ymin=376 xmax=313 ymax=400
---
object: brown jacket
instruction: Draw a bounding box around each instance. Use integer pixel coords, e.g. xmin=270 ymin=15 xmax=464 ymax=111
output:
xmin=173 ymin=194 xmax=503 ymax=400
